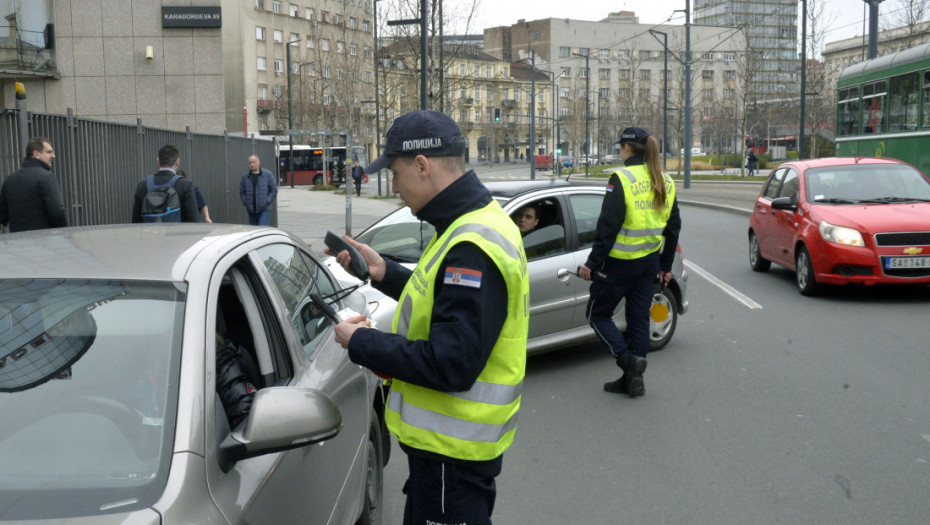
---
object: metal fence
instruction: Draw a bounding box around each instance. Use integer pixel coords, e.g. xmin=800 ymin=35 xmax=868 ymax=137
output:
xmin=0 ymin=109 xmax=278 ymax=227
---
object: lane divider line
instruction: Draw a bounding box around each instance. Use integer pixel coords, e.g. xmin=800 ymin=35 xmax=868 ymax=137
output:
xmin=684 ymin=260 xmax=764 ymax=310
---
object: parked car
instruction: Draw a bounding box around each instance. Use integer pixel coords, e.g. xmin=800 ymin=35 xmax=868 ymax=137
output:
xmin=561 ymin=156 xmax=575 ymax=168
xmin=534 ymin=154 xmax=554 ymax=170
xmin=327 ymin=180 xmax=689 ymax=354
xmin=0 ymin=224 xmax=386 ymax=524
xmin=748 ymin=157 xmax=930 ymax=295
xmin=599 ymin=154 xmax=620 ymax=165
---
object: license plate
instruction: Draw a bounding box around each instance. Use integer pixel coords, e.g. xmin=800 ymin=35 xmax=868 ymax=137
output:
xmin=884 ymin=256 xmax=930 ymax=269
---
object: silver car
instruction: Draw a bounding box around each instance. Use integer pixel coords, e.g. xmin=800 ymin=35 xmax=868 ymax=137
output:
xmin=328 ymin=180 xmax=688 ymax=355
xmin=0 ymin=224 xmax=386 ymax=524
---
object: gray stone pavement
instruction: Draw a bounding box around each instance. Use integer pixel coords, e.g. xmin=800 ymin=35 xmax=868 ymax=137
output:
xmin=276 ymin=168 xmax=761 ymax=257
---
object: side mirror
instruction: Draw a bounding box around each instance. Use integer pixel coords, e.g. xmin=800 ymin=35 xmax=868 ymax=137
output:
xmin=770 ymin=196 xmax=797 ymax=211
xmin=218 ymin=387 xmax=341 ymax=472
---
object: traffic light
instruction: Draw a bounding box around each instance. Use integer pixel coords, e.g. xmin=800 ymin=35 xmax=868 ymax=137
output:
xmin=493 ymin=107 xmax=501 ymax=122
xmin=556 ymin=148 xmax=562 ymax=155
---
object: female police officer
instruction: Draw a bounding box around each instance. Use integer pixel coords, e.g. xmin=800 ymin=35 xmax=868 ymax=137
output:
xmin=578 ymin=127 xmax=681 ymax=398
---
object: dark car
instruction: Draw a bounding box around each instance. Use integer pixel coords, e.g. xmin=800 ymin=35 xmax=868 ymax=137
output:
xmin=748 ymin=157 xmax=930 ymax=295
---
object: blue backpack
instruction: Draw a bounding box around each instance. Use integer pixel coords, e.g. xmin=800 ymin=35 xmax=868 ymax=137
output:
xmin=141 ymin=174 xmax=182 ymax=223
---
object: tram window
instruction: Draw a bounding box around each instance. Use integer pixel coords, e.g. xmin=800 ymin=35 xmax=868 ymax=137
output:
xmin=837 ymin=87 xmax=859 ymax=137
xmin=861 ymin=81 xmax=886 ymax=134
xmin=888 ymin=72 xmax=919 ymax=132
xmin=923 ymin=71 xmax=930 ymax=129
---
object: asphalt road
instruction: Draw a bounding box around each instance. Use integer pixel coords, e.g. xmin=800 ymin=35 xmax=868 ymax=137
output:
xmin=373 ymin=201 xmax=930 ymax=525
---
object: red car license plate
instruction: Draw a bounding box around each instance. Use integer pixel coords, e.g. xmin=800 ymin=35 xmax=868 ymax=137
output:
xmin=884 ymin=256 xmax=930 ymax=269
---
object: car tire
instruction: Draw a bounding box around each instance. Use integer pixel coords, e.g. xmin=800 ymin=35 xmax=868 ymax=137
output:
xmin=795 ymin=246 xmax=821 ymax=296
xmin=749 ymin=231 xmax=771 ymax=272
xmin=648 ymin=286 xmax=678 ymax=351
xmin=355 ymin=408 xmax=384 ymax=525
xmin=313 ymin=174 xmax=324 ymax=186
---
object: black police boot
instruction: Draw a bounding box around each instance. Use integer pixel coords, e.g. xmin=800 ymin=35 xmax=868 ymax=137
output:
xmin=603 ymin=375 xmax=629 ymax=394
xmin=616 ymin=353 xmax=647 ymax=398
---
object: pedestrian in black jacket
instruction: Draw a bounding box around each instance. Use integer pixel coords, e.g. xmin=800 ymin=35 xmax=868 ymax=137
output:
xmin=131 ymin=144 xmax=201 ymax=223
xmin=0 ymin=136 xmax=68 ymax=232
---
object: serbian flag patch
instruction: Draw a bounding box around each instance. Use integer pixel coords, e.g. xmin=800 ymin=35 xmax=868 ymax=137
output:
xmin=444 ymin=267 xmax=483 ymax=288
xmin=606 ymin=184 xmax=615 ymax=192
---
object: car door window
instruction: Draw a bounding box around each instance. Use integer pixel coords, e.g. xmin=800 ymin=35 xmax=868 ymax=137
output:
xmin=762 ymin=169 xmax=786 ymax=199
xmin=568 ymin=193 xmax=603 ymax=250
xmin=513 ymin=198 xmax=567 ymax=260
xmin=256 ymin=244 xmax=338 ymax=359
xmin=778 ymin=169 xmax=799 ymax=203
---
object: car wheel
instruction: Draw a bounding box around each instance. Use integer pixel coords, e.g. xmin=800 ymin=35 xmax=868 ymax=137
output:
xmin=749 ymin=231 xmax=771 ymax=272
xmin=648 ymin=286 xmax=678 ymax=351
xmin=313 ymin=174 xmax=324 ymax=186
xmin=355 ymin=408 xmax=384 ymax=525
xmin=795 ymin=246 xmax=821 ymax=296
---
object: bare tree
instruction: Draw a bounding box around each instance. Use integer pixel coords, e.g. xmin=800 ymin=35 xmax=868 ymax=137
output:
xmin=890 ymin=0 xmax=930 ymax=47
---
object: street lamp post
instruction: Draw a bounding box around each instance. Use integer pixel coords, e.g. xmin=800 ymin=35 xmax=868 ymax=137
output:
xmin=285 ymin=38 xmax=301 ymax=188
xmin=799 ymin=0 xmax=807 ymax=160
xmin=572 ymin=51 xmax=590 ymax=178
xmin=373 ymin=0 xmax=383 ymax=195
xmin=530 ymin=50 xmax=536 ymax=180
xmin=649 ymin=29 xmax=670 ymax=171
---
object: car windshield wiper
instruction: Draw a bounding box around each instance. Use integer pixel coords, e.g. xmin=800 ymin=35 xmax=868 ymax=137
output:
xmin=857 ymin=196 xmax=930 ymax=204
xmin=813 ymin=198 xmax=860 ymax=204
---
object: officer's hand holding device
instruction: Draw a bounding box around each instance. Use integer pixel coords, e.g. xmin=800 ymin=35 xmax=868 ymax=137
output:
xmin=324 ymin=231 xmax=370 ymax=281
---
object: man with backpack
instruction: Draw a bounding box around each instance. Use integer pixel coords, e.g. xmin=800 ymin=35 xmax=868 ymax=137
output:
xmin=131 ymin=144 xmax=201 ymax=223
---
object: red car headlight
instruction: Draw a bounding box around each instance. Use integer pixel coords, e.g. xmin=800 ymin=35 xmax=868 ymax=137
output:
xmin=819 ymin=220 xmax=865 ymax=247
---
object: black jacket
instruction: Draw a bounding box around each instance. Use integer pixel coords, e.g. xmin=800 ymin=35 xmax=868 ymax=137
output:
xmin=584 ymin=156 xmax=682 ymax=274
xmin=0 ymin=158 xmax=68 ymax=232
xmin=216 ymin=341 xmax=256 ymax=429
xmin=131 ymin=169 xmax=201 ymax=223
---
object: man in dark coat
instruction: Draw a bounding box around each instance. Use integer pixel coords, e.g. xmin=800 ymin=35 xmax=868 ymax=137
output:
xmin=0 ymin=136 xmax=68 ymax=232
xmin=131 ymin=144 xmax=201 ymax=223
xmin=239 ymin=154 xmax=278 ymax=225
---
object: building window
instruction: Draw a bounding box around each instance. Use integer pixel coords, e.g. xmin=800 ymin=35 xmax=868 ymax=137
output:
xmin=702 ymin=88 xmax=713 ymax=99
xmin=617 ymin=50 xmax=629 ymax=60
xmin=703 ymin=70 xmax=714 ymax=79
xmin=256 ymin=26 xmax=265 ymax=40
xmin=724 ymin=88 xmax=734 ymax=99
xmin=363 ymin=20 xmax=370 ymax=31
xmin=272 ymin=1 xmax=281 ymax=14
xmin=619 ymin=88 xmax=630 ymax=99
xmin=599 ymin=69 xmax=610 ymax=80
xmin=560 ymin=46 xmax=570 ymax=57
xmin=307 ymin=62 xmax=315 ymax=76
xmin=559 ymin=87 xmax=569 ymax=98
xmin=474 ymin=87 xmax=481 ymax=101
xmin=486 ymin=66 xmax=491 ymax=78
xmin=580 ymin=68 xmax=588 ymax=78
xmin=306 ymin=37 xmax=314 ymax=49
xmin=487 ymin=86 xmax=493 ymax=100
xmin=273 ymin=30 xmax=283 ymax=43
xmin=725 ymin=53 xmax=735 ymax=62
xmin=459 ymin=64 xmax=466 ymax=75
xmin=257 ymin=56 xmax=267 ymax=70
xmin=639 ymin=50 xmax=651 ymax=61
xmin=274 ymin=59 xmax=283 ymax=73
xmin=258 ymin=85 xmax=267 ymax=99
xmin=599 ymin=49 xmax=609 ymax=60
xmin=639 ymin=88 xmax=649 ymax=98
xmin=560 ymin=107 xmax=570 ymax=117
xmin=619 ymin=68 xmax=630 ymax=80
xmin=291 ymin=62 xmax=300 ymax=74
xmin=321 ymin=38 xmax=329 ymax=51
xmin=306 ymin=7 xmax=313 ymax=19
xmin=321 ymin=11 xmax=328 ymax=22
xmin=725 ymin=70 xmax=735 ymax=80
xmin=599 ymin=87 xmax=610 ymax=99
xmin=639 ymin=69 xmax=650 ymax=80
xmin=338 ymin=68 xmax=344 ymax=79
xmin=349 ymin=17 xmax=357 ymax=29
xmin=365 ymin=71 xmax=372 ymax=82
xmin=289 ymin=3 xmax=298 ymax=16
xmin=534 ymin=31 xmax=540 ymax=39
xmin=702 ymin=52 xmax=713 ymax=61
xmin=474 ymin=65 xmax=480 ymax=76
xmin=578 ymin=47 xmax=589 ymax=56
xmin=560 ymin=67 xmax=570 ymax=77
xmin=290 ymin=32 xmax=299 ymax=43
xmin=323 ymin=65 xmax=331 ymax=78
xmin=256 ymin=0 xmax=265 ymax=9
xmin=337 ymin=41 xmax=344 ymax=53
xmin=364 ymin=45 xmax=371 ymax=58
xmin=350 ymin=44 xmax=358 ymax=56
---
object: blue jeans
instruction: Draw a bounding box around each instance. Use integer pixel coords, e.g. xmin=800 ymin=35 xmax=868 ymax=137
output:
xmin=248 ymin=211 xmax=270 ymax=226
xmin=585 ymin=256 xmax=659 ymax=359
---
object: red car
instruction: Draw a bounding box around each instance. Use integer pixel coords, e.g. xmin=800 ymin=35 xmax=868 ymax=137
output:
xmin=748 ymin=157 xmax=930 ymax=295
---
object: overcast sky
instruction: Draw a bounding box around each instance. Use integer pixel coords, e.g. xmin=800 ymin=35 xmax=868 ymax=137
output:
xmin=451 ymin=0 xmax=904 ymax=56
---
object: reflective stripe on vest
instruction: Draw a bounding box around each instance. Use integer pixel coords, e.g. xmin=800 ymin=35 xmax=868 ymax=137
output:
xmin=609 ymin=166 xmax=675 ymax=259
xmin=387 ymin=201 xmax=529 ymax=461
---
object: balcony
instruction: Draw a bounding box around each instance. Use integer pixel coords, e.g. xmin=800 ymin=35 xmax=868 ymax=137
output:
xmin=257 ymin=99 xmax=275 ymax=114
xmin=502 ymin=99 xmax=517 ymax=107
xmin=459 ymin=97 xmax=475 ymax=105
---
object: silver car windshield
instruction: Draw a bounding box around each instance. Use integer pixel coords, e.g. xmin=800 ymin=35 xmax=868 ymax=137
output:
xmin=355 ymin=207 xmax=437 ymax=263
xmin=805 ymin=164 xmax=930 ymax=204
xmin=0 ymin=279 xmax=184 ymax=520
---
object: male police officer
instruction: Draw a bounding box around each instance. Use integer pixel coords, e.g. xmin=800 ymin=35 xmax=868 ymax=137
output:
xmin=331 ymin=110 xmax=529 ymax=525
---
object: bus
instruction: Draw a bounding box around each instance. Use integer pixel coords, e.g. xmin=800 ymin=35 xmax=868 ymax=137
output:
xmin=277 ymin=145 xmax=364 ymax=187
xmin=836 ymin=42 xmax=930 ymax=174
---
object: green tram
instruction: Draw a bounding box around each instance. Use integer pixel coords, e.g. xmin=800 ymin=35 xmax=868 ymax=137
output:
xmin=836 ymin=42 xmax=930 ymax=175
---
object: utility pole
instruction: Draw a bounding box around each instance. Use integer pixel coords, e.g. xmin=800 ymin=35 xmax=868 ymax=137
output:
xmin=865 ymin=0 xmax=885 ymax=59
xmin=285 ymin=38 xmax=301 ymax=188
xmin=387 ymin=0 xmax=428 ymax=109
xmin=530 ymin=50 xmax=537 ymax=180
xmin=684 ymin=2 xmax=692 ymax=189
xmin=373 ymin=0 xmax=383 ymax=195
xmin=650 ymin=29 xmax=670 ymax=172
xmin=573 ymin=51 xmax=590 ymax=178
xmin=799 ymin=0 xmax=807 ymax=160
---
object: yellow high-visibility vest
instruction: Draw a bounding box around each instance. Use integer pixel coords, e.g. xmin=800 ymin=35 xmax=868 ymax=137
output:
xmin=608 ymin=165 xmax=676 ymax=260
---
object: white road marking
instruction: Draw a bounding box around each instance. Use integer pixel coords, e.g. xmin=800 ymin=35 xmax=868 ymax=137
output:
xmin=684 ymin=260 xmax=764 ymax=310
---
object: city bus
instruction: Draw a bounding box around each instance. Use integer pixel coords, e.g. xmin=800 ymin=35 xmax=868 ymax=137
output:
xmin=836 ymin=42 xmax=930 ymax=174
xmin=277 ymin=145 xmax=362 ymax=187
